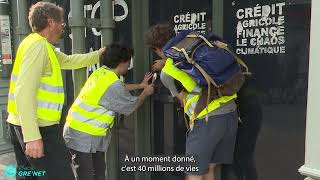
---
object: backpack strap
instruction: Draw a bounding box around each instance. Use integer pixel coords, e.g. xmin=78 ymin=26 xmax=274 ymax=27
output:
xmin=212 ymin=41 xmax=251 ymax=75
xmin=187 ymin=34 xmax=214 ymax=48
xmin=172 ymin=35 xmax=247 ymax=123
xmin=193 ymin=63 xmax=221 ymax=90
xmin=171 ymin=47 xmax=193 ymax=64
xmin=172 ymin=45 xmax=221 ymax=89
xmin=172 ymin=40 xmax=223 ymax=122
xmin=186 ymin=35 xmax=251 ymax=76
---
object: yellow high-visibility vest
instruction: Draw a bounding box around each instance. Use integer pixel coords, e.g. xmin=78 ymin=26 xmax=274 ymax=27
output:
xmin=66 ymin=67 xmax=118 ymax=136
xmin=162 ymin=58 xmax=237 ymax=120
xmin=7 ymin=33 xmax=64 ymax=122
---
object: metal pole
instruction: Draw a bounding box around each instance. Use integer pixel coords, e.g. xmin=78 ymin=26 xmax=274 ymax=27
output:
xmin=212 ymin=0 xmax=224 ymax=37
xmin=10 ymin=0 xmax=20 ymax=55
xmin=0 ymin=1 xmax=12 ymax=77
xmin=212 ymin=1 xmax=223 ymax=179
xmin=69 ymin=0 xmax=86 ymax=97
xmin=99 ymin=0 xmax=116 ymax=179
xmin=298 ymin=0 xmax=320 ymax=179
xmin=17 ymin=0 xmax=30 ymax=42
xmin=100 ymin=0 xmax=114 ymax=46
xmin=0 ymin=0 xmax=13 ymax=155
xmin=132 ymin=0 xmax=151 ymax=180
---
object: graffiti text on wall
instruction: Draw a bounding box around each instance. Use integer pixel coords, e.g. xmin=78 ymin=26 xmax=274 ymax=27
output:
xmin=68 ymin=0 xmax=128 ymax=38
xmin=235 ymin=3 xmax=286 ymax=55
xmin=173 ymin=12 xmax=207 ymax=34
xmin=67 ymin=0 xmax=128 ymax=77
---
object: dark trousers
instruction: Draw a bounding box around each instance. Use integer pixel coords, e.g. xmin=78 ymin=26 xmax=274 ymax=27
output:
xmin=69 ymin=149 xmax=105 ymax=180
xmin=8 ymin=124 xmax=75 ymax=180
xmin=221 ymin=96 xmax=262 ymax=180
xmin=221 ymin=117 xmax=260 ymax=180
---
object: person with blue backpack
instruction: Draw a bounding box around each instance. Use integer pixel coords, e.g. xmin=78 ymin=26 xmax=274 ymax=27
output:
xmin=145 ymin=23 xmax=241 ymax=180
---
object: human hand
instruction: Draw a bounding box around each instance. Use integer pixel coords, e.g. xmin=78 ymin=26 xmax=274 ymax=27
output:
xmin=98 ymin=47 xmax=107 ymax=57
xmin=25 ymin=139 xmax=44 ymax=158
xmin=152 ymin=59 xmax=165 ymax=72
xmin=140 ymin=72 xmax=153 ymax=88
xmin=143 ymin=84 xmax=154 ymax=96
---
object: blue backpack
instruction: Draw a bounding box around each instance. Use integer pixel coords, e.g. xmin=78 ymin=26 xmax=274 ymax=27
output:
xmin=162 ymin=30 xmax=250 ymax=100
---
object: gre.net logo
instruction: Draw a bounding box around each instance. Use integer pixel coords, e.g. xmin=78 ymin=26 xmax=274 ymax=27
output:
xmin=4 ymin=164 xmax=17 ymax=177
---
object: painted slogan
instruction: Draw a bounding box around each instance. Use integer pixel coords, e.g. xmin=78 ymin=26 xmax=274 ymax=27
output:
xmin=173 ymin=12 xmax=207 ymax=34
xmin=235 ymin=2 xmax=286 ymax=55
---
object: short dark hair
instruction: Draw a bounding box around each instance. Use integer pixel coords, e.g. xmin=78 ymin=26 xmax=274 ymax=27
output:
xmin=28 ymin=2 xmax=64 ymax=32
xmin=145 ymin=23 xmax=176 ymax=49
xmin=102 ymin=43 xmax=133 ymax=68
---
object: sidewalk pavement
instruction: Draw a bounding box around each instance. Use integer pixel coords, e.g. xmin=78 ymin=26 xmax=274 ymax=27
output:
xmin=0 ymin=152 xmax=16 ymax=180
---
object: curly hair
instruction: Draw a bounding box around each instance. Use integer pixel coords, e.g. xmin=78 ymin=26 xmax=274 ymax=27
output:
xmin=145 ymin=23 xmax=176 ymax=49
xmin=28 ymin=2 xmax=64 ymax=32
xmin=102 ymin=43 xmax=133 ymax=68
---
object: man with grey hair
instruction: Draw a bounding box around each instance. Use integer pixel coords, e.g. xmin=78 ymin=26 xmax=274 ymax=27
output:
xmin=7 ymin=2 xmax=105 ymax=179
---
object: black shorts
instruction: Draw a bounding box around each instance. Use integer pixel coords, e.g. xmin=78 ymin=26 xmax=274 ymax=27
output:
xmin=185 ymin=111 xmax=238 ymax=175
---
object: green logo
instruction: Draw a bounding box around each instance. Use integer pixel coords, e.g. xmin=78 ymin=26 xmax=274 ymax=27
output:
xmin=4 ymin=164 xmax=16 ymax=177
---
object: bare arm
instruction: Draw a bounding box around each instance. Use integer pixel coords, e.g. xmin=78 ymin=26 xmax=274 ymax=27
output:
xmin=131 ymin=84 xmax=154 ymax=113
xmin=125 ymin=84 xmax=144 ymax=91
xmin=125 ymin=72 xmax=153 ymax=91
xmin=99 ymin=81 xmax=154 ymax=115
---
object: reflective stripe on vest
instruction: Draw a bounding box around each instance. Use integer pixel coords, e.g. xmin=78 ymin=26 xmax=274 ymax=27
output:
xmin=66 ymin=67 xmax=118 ymax=136
xmin=184 ymin=93 xmax=237 ymax=119
xmin=7 ymin=33 xmax=64 ymax=122
xmin=69 ymin=111 xmax=112 ymax=129
xmin=162 ymin=58 xmax=237 ymax=119
xmin=10 ymin=75 xmax=64 ymax=93
xmin=9 ymin=93 xmax=63 ymax=111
